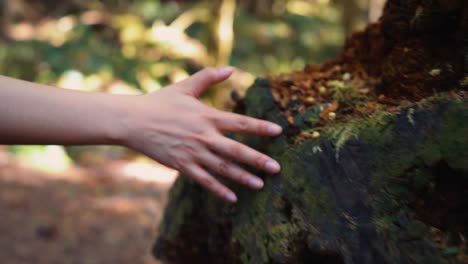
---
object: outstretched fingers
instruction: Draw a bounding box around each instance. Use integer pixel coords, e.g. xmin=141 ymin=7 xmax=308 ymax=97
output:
xmin=178 ymin=67 xmax=234 ymax=98
xmin=197 ymin=150 xmax=264 ymax=190
xmin=209 ymin=136 xmax=281 ymax=174
xmin=184 ymin=164 xmax=237 ymax=203
xmin=213 ymin=112 xmax=282 ymax=136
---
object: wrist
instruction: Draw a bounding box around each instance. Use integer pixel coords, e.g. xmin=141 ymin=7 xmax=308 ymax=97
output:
xmin=102 ymin=94 xmax=133 ymax=146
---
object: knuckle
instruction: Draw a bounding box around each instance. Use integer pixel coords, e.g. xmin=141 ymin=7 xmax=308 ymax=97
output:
xmin=191 ymin=125 xmax=206 ymax=135
xmin=217 ymin=161 xmax=229 ymax=175
xmin=230 ymin=168 xmax=242 ymax=181
xmin=200 ymin=112 xmax=215 ymax=124
xmin=188 ymin=133 xmax=205 ymax=144
xmin=173 ymin=157 xmax=190 ymax=171
xmin=179 ymin=144 xmax=197 ymax=156
xmin=236 ymin=119 xmax=249 ymax=131
xmin=197 ymin=131 xmax=216 ymax=146
xmin=210 ymin=110 xmax=225 ymax=125
xmin=238 ymin=172 xmax=249 ymax=184
xmin=230 ymin=144 xmax=243 ymax=157
xmin=255 ymin=156 xmax=268 ymax=168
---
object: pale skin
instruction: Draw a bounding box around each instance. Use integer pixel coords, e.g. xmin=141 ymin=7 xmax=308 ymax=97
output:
xmin=0 ymin=67 xmax=282 ymax=203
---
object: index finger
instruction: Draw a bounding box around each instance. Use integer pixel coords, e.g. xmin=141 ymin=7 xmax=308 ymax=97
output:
xmin=213 ymin=111 xmax=282 ymax=136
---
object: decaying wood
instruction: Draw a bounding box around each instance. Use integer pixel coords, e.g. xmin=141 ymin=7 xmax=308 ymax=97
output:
xmin=154 ymin=0 xmax=468 ymax=263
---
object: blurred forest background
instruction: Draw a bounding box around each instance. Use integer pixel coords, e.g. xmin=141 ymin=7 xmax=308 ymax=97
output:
xmin=0 ymin=0 xmax=383 ymax=171
xmin=0 ymin=0 xmax=384 ymax=263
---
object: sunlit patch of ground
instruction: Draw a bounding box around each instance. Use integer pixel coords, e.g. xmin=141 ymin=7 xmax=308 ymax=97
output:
xmin=0 ymin=147 xmax=177 ymax=264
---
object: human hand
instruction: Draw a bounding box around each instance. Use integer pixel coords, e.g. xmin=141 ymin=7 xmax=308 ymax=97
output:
xmin=120 ymin=67 xmax=282 ymax=203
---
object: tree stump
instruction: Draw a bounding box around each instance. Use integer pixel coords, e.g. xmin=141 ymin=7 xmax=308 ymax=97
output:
xmin=154 ymin=0 xmax=468 ymax=263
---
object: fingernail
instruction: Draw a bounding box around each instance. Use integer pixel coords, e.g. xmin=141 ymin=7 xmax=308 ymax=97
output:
xmin=225 ymin=192 xmax=237 ymax=203
xmin=218 ymin=67 xmax=234 ymax=76
xmin=265 ymin=160 xmax=280 ymax=173
xmin=249 ymin=178 xmax=264 ymax=189
xmin=268 ymin=124 xmax=282 ymax=135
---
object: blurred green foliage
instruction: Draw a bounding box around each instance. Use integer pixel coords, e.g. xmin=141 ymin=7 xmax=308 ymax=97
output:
xmin=0 ymin=0 xmax=361 ymax=91
xmin=0 ymin=0 xmax=369 ymax=167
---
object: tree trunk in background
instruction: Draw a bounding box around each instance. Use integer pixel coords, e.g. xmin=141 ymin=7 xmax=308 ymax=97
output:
xmin=368 ymin=0 xmax=386 ymax=23
xmin=251 ymin=0 xmax=274 ymax=18
xmin=214 ymin=0 xmax=236 ymax=67
xmin=154 ymin=0 xmax=468 ymax=263
xmin=341 ymin=0 xmax=361 ymax=36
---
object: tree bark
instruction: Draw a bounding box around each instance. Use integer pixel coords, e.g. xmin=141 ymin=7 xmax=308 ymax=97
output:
xmin=153 ymin=0 xmax=468 ymax=263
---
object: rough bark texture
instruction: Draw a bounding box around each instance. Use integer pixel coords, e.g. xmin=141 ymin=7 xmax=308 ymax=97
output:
xmin=154 ymin=0 xmax=468 ymax=263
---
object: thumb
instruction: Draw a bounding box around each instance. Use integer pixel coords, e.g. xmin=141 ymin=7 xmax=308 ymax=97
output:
xmin=179 ymin=67 xmax=234 ymax=97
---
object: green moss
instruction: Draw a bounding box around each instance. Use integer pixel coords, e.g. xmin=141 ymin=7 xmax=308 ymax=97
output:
xmin=328 ymin=125 xmax=359 ymax=156
xmin=374 ymin=215 xmax=397 ymax=235
xmin=266 ymin=223 xmax=300 ymax=259
xmin=365 ymin=99 xmax=468 ymax=263
xmin=231 ymin=134 xmax=343 ymax=263
xmin=407 ymin=220 xmax=429 ymax=240
xmin=326 ymin=74 xmax=370 ymax=104
xmin=158 ymin=178 xmax=195 ymax=241
xmin=244 ymin=79 xmax=277 ymax=119
xmin=328 ymin=79 xmax=360 ymax=102
xmin=157 ymin=84 xmax=468 ymax=263
xmin=293 ymin=96 xmax=468 ymax=263
xmin=420 ymin=141 xmax=443 ymax=166
xmin=323 ymin=107 xmax=395 ymax=159
xmin=232 ymin=179 xmax=282 ymax=264
xmin=460 ymin=76 xmax=468 ymax=87
xmin=408 ymin=168 xmax=435 ymax=191
xmin=232 ymin=209 xmax=269 ymax=263
xmin=438 ymin=102 xmax=468 ymax=169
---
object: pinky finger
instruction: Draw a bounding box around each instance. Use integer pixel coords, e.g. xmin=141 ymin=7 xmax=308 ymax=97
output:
xmin=185 ymin=165 xmax=237 ymax=203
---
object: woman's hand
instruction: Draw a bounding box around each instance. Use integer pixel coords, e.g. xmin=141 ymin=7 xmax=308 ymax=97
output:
xmin=120 ymin=67 xmax=282 ymax=203
xmin=0 ymin=68 xmax=281 ymax=203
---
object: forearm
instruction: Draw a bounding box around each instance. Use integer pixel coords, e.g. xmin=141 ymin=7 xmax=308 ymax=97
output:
xmin=0 ymin=68 xmax=283 ymax=203
xmin=0 ymin=75 xmax=127 ymax=145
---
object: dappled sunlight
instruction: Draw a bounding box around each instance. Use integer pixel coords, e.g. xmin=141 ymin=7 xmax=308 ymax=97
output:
xmin=91 ymin=196 xmax=163 ymax=216
xmin=149 ymin=21 xmax=185 ymax=44
xmin=113 ymin=15 xmax=147 ymax=44
xmin=287 ymin=0 xmax=334 ymax=17
xmin=0 ymin=148 xmax=176 ymax=188
xmin=0 ymin=149 xmax=165 ymax=264
xmin=137 ymin=72 xmax=163 ymax=92
xmin=107 ymin=80 xmax=143 ymax=95
xmin=57 ymin=70 xmax=86 ymax=90
xmin=14 ymin=145 xmax=72 ymax=174
xmin=80 ymin=10 xmax=107 ymax=25
xmin=7 ymin=22 xmax=35 ymax=41
xmin=118 ymin=160 xmax=178 ymax=185
xmin=148 ymin=21 xmax=210 ymax=66
xmin=169 ymin=69 xmax=190 ymax=83
xmin=56 ymin=16 xmax=76 ymax=33
xmin=7 ymin=18 xmax=76 ymax=47
xmin=1 ymin=0 xmax=357 ymax=97
xmin=229 ymin=68 xmax=255 ymax=90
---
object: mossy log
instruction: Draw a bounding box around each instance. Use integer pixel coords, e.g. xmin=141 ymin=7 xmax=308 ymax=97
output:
xmin=154 ymin=82 xmax=467 ymax=264
xmin=154 ymin=0 xmax=468 ymax=263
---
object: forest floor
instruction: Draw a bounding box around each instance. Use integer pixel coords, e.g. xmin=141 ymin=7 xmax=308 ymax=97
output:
xmin=0 ymin=147 xmax=177 ymax=264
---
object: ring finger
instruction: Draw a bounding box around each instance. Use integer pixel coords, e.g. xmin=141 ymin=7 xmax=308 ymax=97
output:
xmin=197 ymin=150 xmax=264 ymax=190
